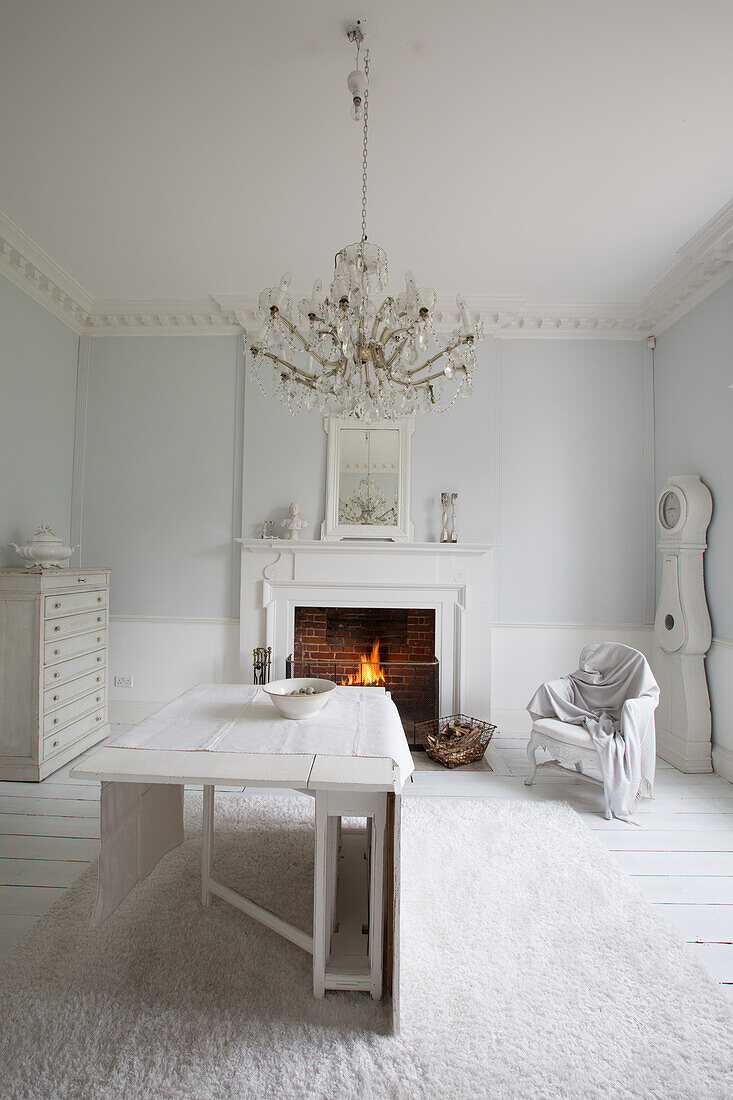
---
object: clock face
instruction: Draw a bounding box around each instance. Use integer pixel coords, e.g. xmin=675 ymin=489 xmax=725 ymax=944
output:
xmin=659 ymin=490 xmax=682 ymax=530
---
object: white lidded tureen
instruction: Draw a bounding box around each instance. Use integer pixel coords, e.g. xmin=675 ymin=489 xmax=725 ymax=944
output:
xmin=9 ymin=525 xmax=78 ymax=569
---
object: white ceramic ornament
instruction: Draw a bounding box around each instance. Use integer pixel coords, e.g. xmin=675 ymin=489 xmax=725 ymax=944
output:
xmin=281 ymin=502 xmax=308 ymax=540
xmin=9 ymin=525 xmax=78 ymax=568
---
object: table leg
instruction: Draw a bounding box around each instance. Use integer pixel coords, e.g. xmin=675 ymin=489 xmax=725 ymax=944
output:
xmin=368 ymin=795 xmax=387 ymax=999
xmin=326 ymin=814 xmax=340 ymax=939
xmin=202 ymin=784 xmax=214 ymax=907
xmin=313 ymin=792 xmax=328 ymax=997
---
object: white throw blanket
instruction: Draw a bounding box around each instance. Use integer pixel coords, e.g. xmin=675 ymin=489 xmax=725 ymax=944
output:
xmin=526 ymin=643 xmax=659 ymax=819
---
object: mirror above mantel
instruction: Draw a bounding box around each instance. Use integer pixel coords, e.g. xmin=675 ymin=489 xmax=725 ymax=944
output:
xmin=321 ymin=417 xmax=414 ymax=542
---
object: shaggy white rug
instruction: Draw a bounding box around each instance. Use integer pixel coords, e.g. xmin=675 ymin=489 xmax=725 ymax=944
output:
xmin=1 ymin=795 xmax=731 ymax=1100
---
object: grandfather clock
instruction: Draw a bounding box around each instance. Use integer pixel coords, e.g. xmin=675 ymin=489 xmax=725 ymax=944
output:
xmin=653 ymin=475 xmax=713 ymax=772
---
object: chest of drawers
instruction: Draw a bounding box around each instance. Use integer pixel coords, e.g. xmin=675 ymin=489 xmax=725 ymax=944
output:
xmin=0 ymin=568 xmax=110 ymax=781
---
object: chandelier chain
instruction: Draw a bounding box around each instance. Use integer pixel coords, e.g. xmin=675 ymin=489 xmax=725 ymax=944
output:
xmin=361 ymin=52 xmax=369 ymax=243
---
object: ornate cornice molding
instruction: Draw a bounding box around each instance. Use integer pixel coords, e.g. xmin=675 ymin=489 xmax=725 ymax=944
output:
xmin=0 ymin=212 xmax=92 ymax=333
xmin=639 ymin=199 xmax=733 ymax=335
xmin=1 ymin=201 xmax=731 ymax=340
xmin=86 ymin=300 xmax=242 ymax=334
xmin=455 ymin=297 xmax=647 ymax=339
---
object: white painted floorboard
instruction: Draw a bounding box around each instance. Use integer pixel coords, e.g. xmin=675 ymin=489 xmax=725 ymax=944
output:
xmin=0 ymin=729 xmax=731 ymax=1005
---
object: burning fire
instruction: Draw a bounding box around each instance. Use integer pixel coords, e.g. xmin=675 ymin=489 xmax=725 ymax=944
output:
xmin=341 ymin=639 xmax=386 ymax=686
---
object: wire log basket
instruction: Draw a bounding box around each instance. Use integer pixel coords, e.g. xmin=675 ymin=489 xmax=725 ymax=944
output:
xmin=416 ymin=713 xmax=496 ymax=768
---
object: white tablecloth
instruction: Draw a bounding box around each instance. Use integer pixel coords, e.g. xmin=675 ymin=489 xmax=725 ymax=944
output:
xmin=92 ymin=684 xmax=412 ymax=926
xmin=109 ymin=683 xmax=414 ymax=782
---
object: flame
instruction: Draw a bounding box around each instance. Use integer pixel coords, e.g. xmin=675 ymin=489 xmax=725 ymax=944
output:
xmin=341 ymin=639 xmax=386 ymax=686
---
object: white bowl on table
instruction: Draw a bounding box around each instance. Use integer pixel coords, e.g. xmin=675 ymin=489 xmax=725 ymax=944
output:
xmin=262 ymin=678 xmax=336 ymax=720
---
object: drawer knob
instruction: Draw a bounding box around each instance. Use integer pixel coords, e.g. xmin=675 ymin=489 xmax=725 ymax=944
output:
xmin=96 ymin=676 xmax=101 ymax=682
xmin=78 ymin=578 xmax=87 ymax=584
xmin=52 ymin=740 xmax=59 ymax=747
xmin=96 ymin=636 xmax=102 ymax=642
xmin=96 ymin=656 xmax=102 ymax=662
xmin=53 ymin=672 xmax=59 ymax=679
xmin=96 ymin=695 xmax=101 ymax=702
xmin=53 ymin=649 xmax=60 ymax=655
xmin=97 ymin=616 xmax=103 ymax=622
xmin=97 ymin=597 xmax=103 ymax=603
xmin=53 ymin=718 xmax=59 ymax=725
xmin=54 ymin=625 xmax=61 ymax=632
xmin=53 ymin=694 xmax=59 ymax=701
xmin=54 ymin=602 xmax=61 ymax=609
xmin=96 ymin=715 xmax=102 ymax=722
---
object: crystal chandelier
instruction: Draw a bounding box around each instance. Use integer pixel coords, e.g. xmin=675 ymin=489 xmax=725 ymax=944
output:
xmin=244 ymin=23 xmax=483 ymax=421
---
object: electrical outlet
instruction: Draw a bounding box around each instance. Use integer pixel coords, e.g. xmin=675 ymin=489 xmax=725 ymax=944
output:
xmin=114 ymin=675 xmax=133 ymax=688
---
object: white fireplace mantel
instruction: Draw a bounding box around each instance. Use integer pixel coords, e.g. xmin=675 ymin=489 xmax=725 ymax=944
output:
xmin=236 ymin=539 xmax=495 ymax=718
xmin=237 ymin=539 xmax=495 ymax=557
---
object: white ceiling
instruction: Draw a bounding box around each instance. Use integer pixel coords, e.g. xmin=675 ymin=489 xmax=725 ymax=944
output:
xmin=1 ymin=0 xmax=732 ymax=305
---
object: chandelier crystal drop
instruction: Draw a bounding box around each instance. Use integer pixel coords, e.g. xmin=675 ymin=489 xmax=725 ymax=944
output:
xmin=244 ymin=24 xmax=483 ymax=421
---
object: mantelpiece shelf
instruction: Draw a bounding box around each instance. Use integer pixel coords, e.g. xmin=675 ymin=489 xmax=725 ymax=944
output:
xmin=236 ymin=539 xmax=495 ymax=555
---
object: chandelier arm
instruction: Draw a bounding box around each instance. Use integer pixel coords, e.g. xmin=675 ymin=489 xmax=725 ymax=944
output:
xmin=261 ymin=351 xmax=318 ymax=387
xmin=382 ymin=376 xmax=409 ymax=392
xmin=364 ymin=368 xmax=374 ymax=401
xmin=385 ymin=339 xmax=408 ymax=369
xmin=277 ymin=315 xmax=327 ymax=362
xmin=277 ymin=315 xmax=344 ymax=370
xmin=422 ymin=366 xmax=467 ymax=385
xmin=405 ymin=340 xmax=467 ymax=376
xmin=383 ymin=325 xmax=413 ymax=341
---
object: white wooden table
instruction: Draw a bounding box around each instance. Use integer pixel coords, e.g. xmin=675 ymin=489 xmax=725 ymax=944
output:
xmin=71 ymin=744 xmax=403 ymax=1009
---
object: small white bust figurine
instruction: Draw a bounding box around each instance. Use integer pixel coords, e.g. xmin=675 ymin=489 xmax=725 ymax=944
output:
xmin=281 ymin=501 xmax=307 ymax=540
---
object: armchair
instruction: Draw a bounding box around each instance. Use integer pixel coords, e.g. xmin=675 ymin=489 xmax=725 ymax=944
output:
xmin=525 ymin=643 xmax=659 ymax=820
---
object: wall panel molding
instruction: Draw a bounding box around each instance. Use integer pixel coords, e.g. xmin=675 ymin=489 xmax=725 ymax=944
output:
xmin=491 ymin=338 xmax=503 ymax=622
xmin=642 ymin=339 xmax=656 ymax=623
xmin=69 ymin=335 xmax=89 ymax=567
xmin=493 ymin=620 xmax=652 ymax=630
xmin=2 ymin=200 xmax=733 ymax=340
xmin=231 ymin=338 xmax=246 ymax=618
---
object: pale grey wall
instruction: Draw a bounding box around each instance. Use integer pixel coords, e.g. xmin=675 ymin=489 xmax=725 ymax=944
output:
xmin=242 ymin=338 xmax=497 ymax=545
xmin=411 ymin=342 xmax=497 ymax=545
xmin=499 ymin=339 xmax=648 ymax=623
xmin=0 ymin=275 xmax=79 ymax=567
xmin=242 ymin=377 xmax=327 ymax=541
xmin=81 ymin=331 xmax=649 ymax=628
xmin=82 ymin=335 xmax=240 ymax=617
xmin=243 ymin=337 xmax=648 ymax=624
xmin=654 ymin=279 xmax=733 ymax=640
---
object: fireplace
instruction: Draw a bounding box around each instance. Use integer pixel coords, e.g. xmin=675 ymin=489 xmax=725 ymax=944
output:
xmin=287 ymin=607 xmax=439 ymax=746
xmin=238 ymin=539 xmax=494 ymax=724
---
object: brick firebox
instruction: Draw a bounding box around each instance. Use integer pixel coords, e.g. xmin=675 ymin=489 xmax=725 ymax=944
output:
xmin=290 ymin=607 xmax=438 ymax=745
xmin=294 ymin=607 xmax=435 ymax=665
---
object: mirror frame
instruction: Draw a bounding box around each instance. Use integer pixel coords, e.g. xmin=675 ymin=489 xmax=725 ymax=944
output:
xmin=321 ymin=416 xmax=415 ymax=542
